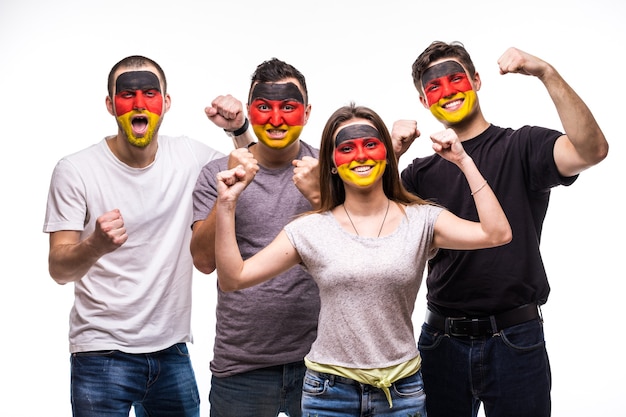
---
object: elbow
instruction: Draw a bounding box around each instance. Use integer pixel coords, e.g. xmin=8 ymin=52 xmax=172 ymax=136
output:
xmin=192 ymin=257 xmax=216 ymax=275
xmin=594 ymin=139 xmax=609 ymax=164
xmin=217 ymin=278 xmax=240 ymax=292
xmin=48 ymin=265 xmax=75 ymax=285
xmin=491 ymin=227 xmax=513 ymax=248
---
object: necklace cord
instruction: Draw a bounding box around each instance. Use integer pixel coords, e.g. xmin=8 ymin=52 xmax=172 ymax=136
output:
xmin=343 ymin=199 xmax=390 ymax=237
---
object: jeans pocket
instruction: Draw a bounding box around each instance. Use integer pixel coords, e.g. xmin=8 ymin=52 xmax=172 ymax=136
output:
xmin=418 ymin=323 xmax=446 ymax=351
xmin=499 ymin=319 xmax=545 ymax=351
xmin=302 ymin=371 xmax=327 ymax=396
xmin=392 ymin=371 xmax=425 ymax=398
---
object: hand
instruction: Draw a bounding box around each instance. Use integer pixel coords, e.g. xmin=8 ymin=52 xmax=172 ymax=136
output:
xmin=497 ymin=47 xmax=550 ymax=78
xmin=92 ymin=209 xmax=127 ymax=254
xmin=430 ymin=128 xmax=468 ymax=165
xmin=226 ymin=148 xmax=258 ymax=181
xmin=205 ymin=94 xmax=247 ymax=131
xmin=292 ymin=156 xmax=320 ymax=208
xmin=216 ymin=163 xmax=258 ymax=205
xmin=391 ymin=119 xmax=420 ymax=159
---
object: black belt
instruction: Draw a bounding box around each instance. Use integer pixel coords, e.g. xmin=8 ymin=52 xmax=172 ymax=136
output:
xmin=425 ymin=304 xmax=540 ymax=338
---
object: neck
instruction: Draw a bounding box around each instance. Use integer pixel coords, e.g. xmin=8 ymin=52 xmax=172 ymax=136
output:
xmin=445 ymin=107 xmax=490 ymax=141
xmin=107 ymin=135 xmax=158 ymax=168
xmin=251 ymin=140 xmax=301 ymax=169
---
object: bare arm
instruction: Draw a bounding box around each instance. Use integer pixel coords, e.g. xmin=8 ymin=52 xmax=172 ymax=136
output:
xmin=214 ymin=165 xmax=302 ymax=292
xmin=190 ymin=147 xmax=259 ymax=274
xmin=429 ymin=130 xmax=512 ymax=250
xmin=498 ymin=47 xmax=608 ymax=177
xmin=48 ymin=209 xmax=127 ymax=284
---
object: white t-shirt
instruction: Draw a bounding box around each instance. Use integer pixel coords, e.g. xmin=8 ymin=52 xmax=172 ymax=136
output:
xmin=43 ymin=135 xmax=222 ymax=353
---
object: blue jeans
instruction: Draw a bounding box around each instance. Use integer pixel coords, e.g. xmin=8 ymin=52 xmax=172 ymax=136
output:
xmin=418 ymin=318 xmax=551 ymax=417
xmin=301 ymin=369 xmax=427 ymax=417
xmin=70 ymin=343 xmax=200 ymax=417
xmin=209 ymin=361 xmax=305 ymax=417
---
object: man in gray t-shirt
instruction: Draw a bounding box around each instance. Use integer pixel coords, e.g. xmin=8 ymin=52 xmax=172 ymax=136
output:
xmin=191 ymin=58 xmax=320 ymax=417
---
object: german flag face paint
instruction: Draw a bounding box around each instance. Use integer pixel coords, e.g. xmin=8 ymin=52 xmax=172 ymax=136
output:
xmin=114 ymin=70 xmax=164 ymax=148
xmin=333 ymin=124 xmax=387 ymax=188
xmin=421 ymin=60 xmax=477 ymax=125
xmin=248 ymin=82 xmax=306 ymax=149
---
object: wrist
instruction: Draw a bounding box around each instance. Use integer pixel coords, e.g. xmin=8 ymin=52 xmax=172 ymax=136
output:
xmin=224 ymin=117 xmax=249 ymax=137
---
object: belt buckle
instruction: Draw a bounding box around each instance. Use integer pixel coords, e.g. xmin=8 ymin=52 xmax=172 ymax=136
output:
xmin=448 ymin=317 xmax=492 ymax=338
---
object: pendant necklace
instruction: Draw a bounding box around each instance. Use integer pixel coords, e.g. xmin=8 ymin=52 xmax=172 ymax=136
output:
xmin=343 ymin=199 xmax=390 ymax=237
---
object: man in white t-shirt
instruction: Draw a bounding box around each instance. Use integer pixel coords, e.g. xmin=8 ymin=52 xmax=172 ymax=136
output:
xmin=43 ymin=55 xmax=252 ymax=417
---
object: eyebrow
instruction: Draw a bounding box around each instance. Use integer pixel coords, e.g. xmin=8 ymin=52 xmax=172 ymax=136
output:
xmin=421 ymin=61 xmax=466 ymax=87
xmin=250 ymin=82 xmax=304 ymax=103
xmin=335 ymin=124 xmax=381 ymax=145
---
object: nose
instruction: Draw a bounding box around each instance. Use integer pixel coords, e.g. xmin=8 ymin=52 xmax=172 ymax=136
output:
xmin=133 ymin=91 xmax=147 ymax=110
xmin=269 ymin=108 xmax=283 ymax=127
xmin=355 ymin=144 xmax=367 ymax=161
xmin=440 ymin=79 xmax=456 ymax=98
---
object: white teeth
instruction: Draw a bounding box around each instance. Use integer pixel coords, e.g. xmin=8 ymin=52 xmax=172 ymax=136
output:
xmin=353 ymin=166 xmax=372 ymax=173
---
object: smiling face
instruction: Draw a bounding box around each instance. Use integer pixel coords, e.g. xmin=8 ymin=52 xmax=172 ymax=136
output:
xmin=247 ymin=81 xmax=308 ymax=149
xmin=421 ymin=60 xmax=477 ymax=125
xmin=112 ymin=70 xmax=165 ymax=147
xmin=333 ymin=123 xmax=387 ymax=188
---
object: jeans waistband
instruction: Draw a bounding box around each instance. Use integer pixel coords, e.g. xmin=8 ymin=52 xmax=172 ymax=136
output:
xmin=307 ymin=370 xmax=360 ymax=386
xmin=425 ymin=303 xmax=540 ymax=338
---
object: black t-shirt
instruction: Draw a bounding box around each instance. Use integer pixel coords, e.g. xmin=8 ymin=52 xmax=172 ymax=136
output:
xmin=401 ymin=124 xmax=576 ymax=316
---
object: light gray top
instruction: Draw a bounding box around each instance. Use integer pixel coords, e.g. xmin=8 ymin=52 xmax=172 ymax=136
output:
xmin=284 ymin=203 xmax=443 ymax=369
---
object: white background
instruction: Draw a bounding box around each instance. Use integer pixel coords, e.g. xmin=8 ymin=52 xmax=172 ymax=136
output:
xmin=0 ymin=1 xmax=623 ymax=416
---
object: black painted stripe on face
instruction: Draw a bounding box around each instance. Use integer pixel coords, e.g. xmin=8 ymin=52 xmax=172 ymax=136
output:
xmin=421 ymin=61 xmax=465 ymax=88
xmin=250 ymin=82 xmax=304 ymax=103
xmin=335 ymin=124 xmax=381 ymax=146
xmin=116 ymin=71 xmax=161 ymax=94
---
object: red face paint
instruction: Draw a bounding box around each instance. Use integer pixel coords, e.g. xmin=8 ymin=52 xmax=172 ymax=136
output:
xmin=333 ymin=124 xmax=387 ymax=187
xmin=248 ymin=82 xmax=306 ymax=149
xmin=421 ymin=61 xmax=473 ymax=108
xmin=114 ymin=71 xmax=163 ymax=116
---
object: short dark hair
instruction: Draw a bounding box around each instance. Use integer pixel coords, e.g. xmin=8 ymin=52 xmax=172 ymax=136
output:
xmin=411 ymin=41 xmax=476 ymax=96
xmin=107 ymin=55 xmax=167 ymax=98
xmin=248 ymin=58 xmax=308 ymax=105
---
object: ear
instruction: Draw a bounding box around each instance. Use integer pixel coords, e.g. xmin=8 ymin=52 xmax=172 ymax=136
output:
xmin=473 ymin=72 xmax=482 ymax=92
xmin=105 ymin=96 xmax=115 ymax=116
xmin=303 ymin=103 xmax=312 ymax=126
xmin=419 ymin=95 xmax=429 ymax=110
xmin=163 ymin=93 xmax=172 ymax=114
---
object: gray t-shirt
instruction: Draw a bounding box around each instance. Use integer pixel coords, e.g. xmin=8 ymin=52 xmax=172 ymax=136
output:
xmin=192 ymin=141 xmax=320 ymax=377
xmin=284 ymin=204 xmax=443 ymax=369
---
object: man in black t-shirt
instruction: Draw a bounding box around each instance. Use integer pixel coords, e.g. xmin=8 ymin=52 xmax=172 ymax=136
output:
xmin=392 ymin=41 xmax=608 ymax=417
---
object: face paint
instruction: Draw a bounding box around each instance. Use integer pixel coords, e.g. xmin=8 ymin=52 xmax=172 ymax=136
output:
xmin=421 ymin=61 xmax=476 ymax=124
xmin=248 ymin=82 xmax=306 ymax=149
xmin=114 ymin=71 xmax=164 ymax=147
xmin=333 ymin=124 xmax=387 ymax=187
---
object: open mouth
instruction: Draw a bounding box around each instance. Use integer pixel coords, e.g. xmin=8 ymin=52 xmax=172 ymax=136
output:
xmin=131 ymin=115 xmax=149 ymax=135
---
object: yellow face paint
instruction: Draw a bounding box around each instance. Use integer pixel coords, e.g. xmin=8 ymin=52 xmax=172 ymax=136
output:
xmin=429 ymin=90 xmax=477 ymax=124
xmin=337 ymin=159 xmax=387 ymax=187
xmin=252 ymin=124 xmax=303 ymax=149
xmin=116 ymin=111 xmax=161 ymax=148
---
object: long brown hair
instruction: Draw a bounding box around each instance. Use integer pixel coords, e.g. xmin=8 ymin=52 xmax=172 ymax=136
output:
xmin=316 ymin=102 xmax=429 ymax=212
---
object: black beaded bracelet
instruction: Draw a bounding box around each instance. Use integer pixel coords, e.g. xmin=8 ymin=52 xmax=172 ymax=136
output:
xmin=225 ymin=117 xmax=249 ymax=136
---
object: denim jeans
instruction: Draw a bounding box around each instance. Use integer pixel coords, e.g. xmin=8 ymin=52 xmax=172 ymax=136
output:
xmin=301 ymin=369 xmax=427 ymax=417
xmin=209 ymin=361 xmax=305 ymax=417
xmin=418 ymin=318 xmax=551 ymax=417
xmin=70 ymin=343 xmax=200 ymax=417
